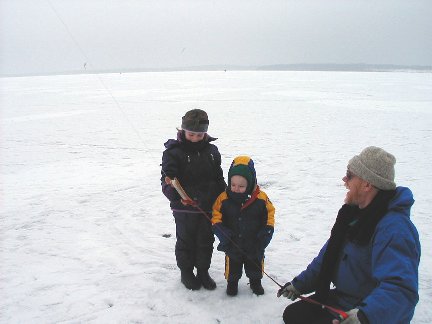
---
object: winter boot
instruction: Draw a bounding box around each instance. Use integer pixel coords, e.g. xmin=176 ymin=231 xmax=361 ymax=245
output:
xmin=250 ymin=279 xmax=264 ymax=295
xmin=197 ymin=269 xmax=216 ymax=290
xmin=226 ymin=280 xmax=238 ymax=296
xmin=180 ymin=270 xmax=201 ymax=290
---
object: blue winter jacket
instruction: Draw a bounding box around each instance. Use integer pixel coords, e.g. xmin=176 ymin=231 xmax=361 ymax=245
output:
xmin=292 ymin=187 xmax=420 ymax=324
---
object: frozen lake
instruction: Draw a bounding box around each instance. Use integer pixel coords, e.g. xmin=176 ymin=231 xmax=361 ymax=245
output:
xmin=1 ymin=70 xmax=431 ymax=323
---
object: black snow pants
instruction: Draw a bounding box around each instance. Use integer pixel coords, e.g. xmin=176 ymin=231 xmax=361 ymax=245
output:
xmin=224 ymin=254 xmax=263 ymax=282
xmin=173 ymin=211 xmax=214 ymax=272
xmin=282 ymin=293 xmax=340 ymax=324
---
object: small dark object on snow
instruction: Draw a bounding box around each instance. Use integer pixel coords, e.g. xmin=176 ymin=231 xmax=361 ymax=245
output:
xmin=162 ymin=233 xmax=171 ymax=238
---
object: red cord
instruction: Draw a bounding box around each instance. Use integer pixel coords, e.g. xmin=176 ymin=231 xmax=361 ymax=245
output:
xmin=298 ymin=296 xmax=348 ymax=320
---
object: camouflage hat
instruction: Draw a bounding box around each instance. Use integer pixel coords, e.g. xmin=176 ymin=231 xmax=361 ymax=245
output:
xmin=181 ymin=109 xmax=209 ymax=132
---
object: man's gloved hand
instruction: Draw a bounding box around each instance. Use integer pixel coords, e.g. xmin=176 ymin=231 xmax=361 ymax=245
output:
xmin=332 ymin=309 xmax=361 ymax=324
xmin=277 ymin=282 xmax=300 ymax=300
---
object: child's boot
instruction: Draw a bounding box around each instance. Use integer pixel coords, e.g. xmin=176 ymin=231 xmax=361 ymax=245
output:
xmin=197 ymin=269 xmax=216 ymax=290
xmin=250 ymin=279 xmax=264 ymax=295
xmin=181 ymin=270 xmax=201 ymax=290
xmin=226 ymin=280 xmax=238 ymax=296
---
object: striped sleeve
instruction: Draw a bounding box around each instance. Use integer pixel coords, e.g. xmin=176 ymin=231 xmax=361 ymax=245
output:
xmin=211 ymin=191 xmax=228 ymax=225
xmin=258 ymin=191 xmax=275 ymax=227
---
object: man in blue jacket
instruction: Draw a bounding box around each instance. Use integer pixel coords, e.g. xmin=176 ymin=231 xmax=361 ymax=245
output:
xmin=278 ymin=146 xmax=420 ymax=324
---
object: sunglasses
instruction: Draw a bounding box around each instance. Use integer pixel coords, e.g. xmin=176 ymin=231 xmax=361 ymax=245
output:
xmin=346 ymin=170 xmax=355 ymax=180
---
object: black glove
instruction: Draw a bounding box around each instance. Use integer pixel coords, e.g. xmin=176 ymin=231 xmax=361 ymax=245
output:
xmin=213 ymin=224 xmax=234 ymax=251
xmin=257 ymin=225 xmax=274 ymax=250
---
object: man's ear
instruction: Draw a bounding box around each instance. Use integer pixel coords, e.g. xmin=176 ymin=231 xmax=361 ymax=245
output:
xmin=363 ymin=181 xmax=378 ymax=193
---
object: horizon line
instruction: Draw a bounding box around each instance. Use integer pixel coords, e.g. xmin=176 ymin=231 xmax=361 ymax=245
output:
xmin=2 ymin=63 xmax=432 ymax=78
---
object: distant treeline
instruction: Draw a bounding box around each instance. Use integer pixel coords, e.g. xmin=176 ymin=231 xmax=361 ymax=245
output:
xmin=255 ymin=63 xmax=432 ymax=72
xmin=2 ymin=63 xmax=431 ymax=77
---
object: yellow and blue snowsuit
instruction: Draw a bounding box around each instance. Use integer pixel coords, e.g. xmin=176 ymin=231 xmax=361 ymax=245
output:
xmin=212 ymin=156 xmax=275 ymax=281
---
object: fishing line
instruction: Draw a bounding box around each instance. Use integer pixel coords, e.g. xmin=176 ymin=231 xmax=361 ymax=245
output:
xmin=46 ymin=0 xmax=149 ymax=152
xmin=46 ymin=0 xmax=166 ymax=234
xmin=167 ymin=175 xmax=283 ymax=287
xmin=47 ymin=0 xmax=162 ymax=214
xmin=169 ymin=175 xmax=348 ymax=320
xmin=47 ymin=3 xmax=347 ymax=319
xmin=49 ymin=0 xmax=278 ymax=289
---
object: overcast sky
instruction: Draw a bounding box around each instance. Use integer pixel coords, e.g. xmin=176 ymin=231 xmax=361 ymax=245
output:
xmin=1 ymin=0 xmax=431 ymax=75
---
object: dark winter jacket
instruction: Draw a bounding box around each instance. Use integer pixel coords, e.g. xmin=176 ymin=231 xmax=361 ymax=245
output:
xmin=292 ymin=187 xmax=420 ymax=324
xmin=161 ymin=131 xmax=226 ymax=212
xmin=212 ymin=156 xmax=275 ymax=260
xmin=212 ymin=186 xmax=275 ymax=260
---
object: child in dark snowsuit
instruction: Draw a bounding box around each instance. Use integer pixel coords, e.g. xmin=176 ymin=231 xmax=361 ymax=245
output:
xmin=161 ymin=109 xmax=226 ymax=291
xmin=212 ymin=156 xmax=275 ymax=296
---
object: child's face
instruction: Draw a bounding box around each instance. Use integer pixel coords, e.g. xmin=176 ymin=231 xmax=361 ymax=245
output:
xmin=184 ymin=131 xmax=206 ymax=142
xmin=230 ymin=175 xmax=248 ymax=193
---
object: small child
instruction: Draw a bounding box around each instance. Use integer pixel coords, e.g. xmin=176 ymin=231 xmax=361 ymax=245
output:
xmin=212 ymin=156 xmax=275 ymax=296
xmin=161 ymin=109 xmax=226 ymax=291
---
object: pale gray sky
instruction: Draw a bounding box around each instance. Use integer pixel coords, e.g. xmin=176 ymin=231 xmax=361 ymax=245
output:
xmin=1 ymin=0 xmax=431 ymax=75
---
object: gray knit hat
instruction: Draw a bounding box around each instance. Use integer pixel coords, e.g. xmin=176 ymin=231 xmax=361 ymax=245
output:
xmin=180 ymin=109 xmax=209 ymax=132
xmin=348 ymin=146 xmax=396 ymax=190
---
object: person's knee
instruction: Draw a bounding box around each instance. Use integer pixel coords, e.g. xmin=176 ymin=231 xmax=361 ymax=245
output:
xmin=282 ymin=302 xmax=307 ymax=324
xmin=282 ymin=305 xmax=293 ymax=324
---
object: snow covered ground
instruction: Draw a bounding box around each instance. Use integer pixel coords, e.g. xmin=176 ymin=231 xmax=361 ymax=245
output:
xmin=1 ymin=71 xmax=431 ymax=323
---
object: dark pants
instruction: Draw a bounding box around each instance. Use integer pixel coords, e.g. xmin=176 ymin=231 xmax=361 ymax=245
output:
xmin=224 ymin=254 xmax=263 ymax=282
xmin=283 ymin=294 xmax=339 ymax=324
xmin=173 ymin=211 xmax=214 ymax=271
